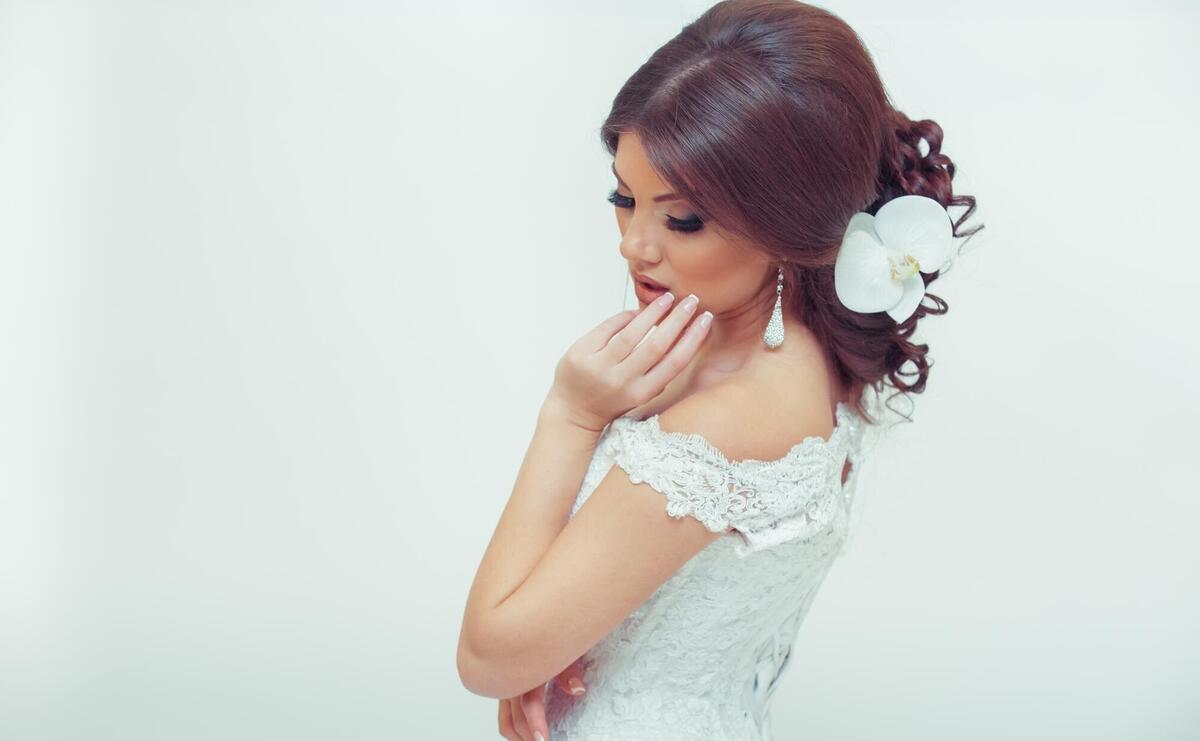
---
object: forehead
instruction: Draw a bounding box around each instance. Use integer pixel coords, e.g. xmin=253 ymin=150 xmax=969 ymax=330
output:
xmin=613 ymin=131 xmax=668 ymax=186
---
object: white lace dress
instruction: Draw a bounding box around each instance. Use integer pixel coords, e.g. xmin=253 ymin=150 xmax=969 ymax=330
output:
xmin=542 ymin=397 xmax=885 ymax=740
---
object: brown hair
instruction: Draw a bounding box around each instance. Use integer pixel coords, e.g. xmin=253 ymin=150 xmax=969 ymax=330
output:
xmin=600 ymin=0 xmax=983 ymax=424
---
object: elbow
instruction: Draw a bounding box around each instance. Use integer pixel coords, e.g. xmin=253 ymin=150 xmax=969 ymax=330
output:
xmin=456 ymin=621 xmax=537 ymax=699
xmin=456 ymin=637 xmax=497 ymax=698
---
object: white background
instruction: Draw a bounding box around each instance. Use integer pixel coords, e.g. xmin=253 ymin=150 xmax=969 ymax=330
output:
xmin=2 ymin=1 xmax=1197 ymax=739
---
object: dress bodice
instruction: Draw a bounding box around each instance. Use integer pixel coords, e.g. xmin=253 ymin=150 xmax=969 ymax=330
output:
xmin=543 ymin=397 xmax=886 ymax=740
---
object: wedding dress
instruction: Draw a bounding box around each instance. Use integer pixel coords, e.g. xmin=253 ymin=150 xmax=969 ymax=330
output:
xmin=542 ymin=392 xmax=887 ymax=740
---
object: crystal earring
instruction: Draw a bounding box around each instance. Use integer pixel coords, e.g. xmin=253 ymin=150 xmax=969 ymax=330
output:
xmin=763 ymin=266 xmax=784 ymax=349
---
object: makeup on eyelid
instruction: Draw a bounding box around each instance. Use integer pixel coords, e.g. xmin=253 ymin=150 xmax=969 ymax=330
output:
xmin=606 ymin=189 xmax=705 ymax=233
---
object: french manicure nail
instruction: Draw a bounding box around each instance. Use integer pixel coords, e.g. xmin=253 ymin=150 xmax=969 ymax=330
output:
xmin=699 ymin=310 xmax=713 ymax=328
xmin=682 ymin=294 xmax=698 ymax=312
xmin=567 ymin=677 xmax=585 ymax=695
xmin=656 ymin=291 xmax=674 ymax=307
xmin=536 ymin=732 xmax=545 ymax=741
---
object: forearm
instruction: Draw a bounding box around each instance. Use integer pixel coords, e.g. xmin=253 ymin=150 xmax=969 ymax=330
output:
xmin=459 ymin=395 xmax=603 ymax=653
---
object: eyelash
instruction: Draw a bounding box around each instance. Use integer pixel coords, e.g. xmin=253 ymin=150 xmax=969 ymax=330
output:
xmin=606 ymin=188 xmax=705 ymax=233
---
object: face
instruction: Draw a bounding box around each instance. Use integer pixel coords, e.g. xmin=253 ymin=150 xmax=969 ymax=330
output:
xmin=610 ymin=131 xmax=773 ymax=316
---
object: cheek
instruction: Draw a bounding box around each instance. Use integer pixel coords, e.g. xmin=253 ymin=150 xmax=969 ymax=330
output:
xmin=674 ymin=242 xmax=761 ymax=306
xmin=674 ymin=240 xmax=734 ymax=285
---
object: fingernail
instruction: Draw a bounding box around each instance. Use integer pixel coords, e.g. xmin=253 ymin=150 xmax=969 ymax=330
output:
xmin=656 ymin=291 xmax=674 ymax=307
xmin=536 ymin=732 xmax=546 ymax=741
xmin=699 ymin=310 xmax=713 ymax=328
xmin=682 ymin=294 xmax=698 ymax=312
xmin=567 ymin=677 xmax=585 ymax=695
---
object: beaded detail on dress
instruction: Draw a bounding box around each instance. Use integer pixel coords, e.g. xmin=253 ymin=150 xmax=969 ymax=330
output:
xmin=543 ymin=395 xmax=886 ymax=740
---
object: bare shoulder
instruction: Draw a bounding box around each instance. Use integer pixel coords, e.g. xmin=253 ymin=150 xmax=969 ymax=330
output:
xmin=656 ymin=371 xmax=837 ymax=464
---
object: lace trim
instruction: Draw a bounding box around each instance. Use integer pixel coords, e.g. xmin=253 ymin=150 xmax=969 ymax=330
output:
xmin=607 ymin=402 xmax=867 ymax=555
xmin=622 ymin=401 xmax=854 ymax=467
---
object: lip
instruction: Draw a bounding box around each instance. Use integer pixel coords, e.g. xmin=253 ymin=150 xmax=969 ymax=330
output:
xmin=633 ymin=272 xmax=669 ymax=290
xmin=633 ymin=278 xmax=669 ymax=305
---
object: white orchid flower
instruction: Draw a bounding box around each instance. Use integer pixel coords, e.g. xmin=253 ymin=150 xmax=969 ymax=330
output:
xmin=833 ymin=194 xmax=954 ymax=323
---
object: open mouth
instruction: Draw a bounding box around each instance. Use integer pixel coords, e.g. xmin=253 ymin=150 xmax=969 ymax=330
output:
xmin=633 ymin=277 xmax=669 ymax=303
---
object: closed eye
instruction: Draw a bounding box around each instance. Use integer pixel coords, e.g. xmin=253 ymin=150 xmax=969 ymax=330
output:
xmin=606 ymin=188 xmax=705 ymax=234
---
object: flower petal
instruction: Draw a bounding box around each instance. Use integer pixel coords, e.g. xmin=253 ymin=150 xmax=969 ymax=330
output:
xmin=835 ymin=227 xmax=902 ymax=313
xmin=843 ymin=211 xmax=876 ymax=243
xmin=886 ymin=272 xmax=927 ymax=322
xmin=873 ymin=195 xmax=954 ymax=273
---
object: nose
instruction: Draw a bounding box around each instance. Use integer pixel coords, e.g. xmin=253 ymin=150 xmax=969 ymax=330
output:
xmin=618 ymin=221 xmax=662 ymax=264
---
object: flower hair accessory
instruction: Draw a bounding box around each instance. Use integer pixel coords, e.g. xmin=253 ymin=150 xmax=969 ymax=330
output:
xmin=834 ymin=194 xmax=954 ymax=323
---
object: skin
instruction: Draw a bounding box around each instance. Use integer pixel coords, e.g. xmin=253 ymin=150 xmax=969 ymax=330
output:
xmin=462 ymin=130 xmax=848 ymax=741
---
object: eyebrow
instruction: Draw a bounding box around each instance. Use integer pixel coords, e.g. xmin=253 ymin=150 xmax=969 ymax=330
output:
xmin=611 ymin=162 xmax=682 ymax=203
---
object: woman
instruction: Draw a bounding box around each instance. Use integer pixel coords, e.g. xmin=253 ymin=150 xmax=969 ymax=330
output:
xmin=457 ymin=1 xmax=981 ymax=738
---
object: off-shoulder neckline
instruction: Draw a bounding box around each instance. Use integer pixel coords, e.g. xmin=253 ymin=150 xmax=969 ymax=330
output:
xmin=610 ymin=400 xmax=858 ymax=468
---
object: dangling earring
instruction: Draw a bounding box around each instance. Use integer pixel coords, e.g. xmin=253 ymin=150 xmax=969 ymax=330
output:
xmin=763 ymin=266 xmax=785 ymax=349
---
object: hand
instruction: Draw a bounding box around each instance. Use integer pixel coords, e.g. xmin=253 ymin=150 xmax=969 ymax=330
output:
xmin=498 ymin=658 xmax=588 ymax=741
xmin=544 ymin=292 xmax=712 ymax=432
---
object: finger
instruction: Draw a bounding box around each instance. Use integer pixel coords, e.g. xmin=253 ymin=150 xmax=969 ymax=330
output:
xmin=596 ymin=292 xmax=679 ymax=360
xmin=498 ymin=699 xmax=518 ymax=741
xmin=521 ymin=685 xmax=549 ymax=741
xmin=509 ymin=696 xmax=533 ymax=741
xmin=557 ymin=672 xmax=586 ymax=697
xmin=577 ymin=308 xmax=640 ymax=354
xmin=556 ymin=659 xmax=587 ymax=697
xmin=630 ymin=308 xmax=713 ymax=399
xmin=617 ymin=293 xmax=705 ymax=377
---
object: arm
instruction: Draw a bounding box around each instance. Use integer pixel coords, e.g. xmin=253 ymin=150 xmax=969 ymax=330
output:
xmin=457 ymin=297 xmax=716 ymax=699
xmin=456 ymin=394 xmax=727 ymax=699
xmin=456 ymin=396 xmax=603 ymax=681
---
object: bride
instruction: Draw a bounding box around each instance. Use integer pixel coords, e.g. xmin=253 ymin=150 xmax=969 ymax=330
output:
xmin=457 ymin=1 xmax=980 ymax=738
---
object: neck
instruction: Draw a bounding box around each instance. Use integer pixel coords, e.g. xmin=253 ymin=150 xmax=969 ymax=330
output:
xmin=691 ymin=291 xmax=812 ymax=376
